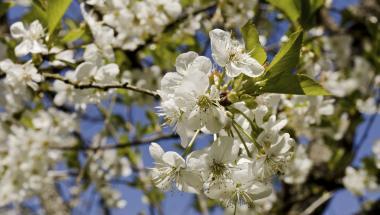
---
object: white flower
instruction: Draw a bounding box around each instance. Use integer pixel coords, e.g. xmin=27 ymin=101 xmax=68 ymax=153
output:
xmin=309 ymin=141 xmax=332 ymax=164
xmin=49 ymin=47 xmax=75 ymax=67
xmin=10 ymin=20 xmax=48 ymax=57
xmin=343 ymin=167 xmax=378 ymax=196
xmin=283 ymin=145 xmax=313 ymax=184
xmin=209 ymin=29 xmax=264 ymax=78
xmin=356 ymin=98 xmax=379 ymax=114
xmin=253 ymin=132 xmax=295 ymax=180
xmin=81 ymin=4 xmax=115 ymax=61
xmin=0 ymin=59 xmax=43 ymax=92
xmin=149 ymin=143 xmax=202 ymax=193
xmin=0 ymin=109 xmax=76 ymax=206
xmin=205 ymin=158 xmax=272 ymax=206
xmin=187 ymin=136 xmax=239 ymax=184
xmin=158 ymin=51 xmax=227 ymax=147
xmin=220 ymin=0 xmax=258 ymax=28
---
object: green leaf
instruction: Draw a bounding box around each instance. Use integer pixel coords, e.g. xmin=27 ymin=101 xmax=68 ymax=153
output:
xmin=309 ymin=0 xmax=325 ymax=14
xmin=265 ymin=30 xmax=303 ymax=78
xmin=241 ymin=21 xmax=267 ymax=64
xmin=241 ymin=30 xmax=329 ymax=96
xmin=241 ymin=30 xmax=303 ymax=95
xmin=23 ymin=2 xmax=47 ymax=26
xmin=47 ymin=0 xmax=72 ymax=35
xmin=257 ymin=71 xmax=303 ymax=94
xmin=267 ymin=0 xmax=300 ymax=26
xmin=257 ymin=73 xmax=330 ymax=95
xmin=62 ymin=28 xmax=85 ymax=43
xmin=298 ymin=74 xmax=330 ymax=95
xmin=299 ymin=0 xmax=325 ymax=28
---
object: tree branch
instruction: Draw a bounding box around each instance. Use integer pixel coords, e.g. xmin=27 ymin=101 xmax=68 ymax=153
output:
xmin=300 ymin=192 xmax=333 ymax=215
xmin=51 ymin=133 xmax=179 ymax=151
xmin=42 ymin=73 xmax=160 ymax=98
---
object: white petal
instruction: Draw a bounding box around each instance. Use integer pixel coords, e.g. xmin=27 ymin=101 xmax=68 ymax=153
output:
xmin=56 ymin=50 xmax=75 ymax=64
xmin=0 ymin=59 xmax=14 ymax=71
xmin=75 ymin=62 xmax=97 ymax=82
xmin=54 ymin=92 xmax=67 ymax=106
xmin=10 ymin=22 xmax=26 ymax=39
xmin=241 ymin=56 xmax=265 ymax=77
xmin=175 ymin=51 xmax=198 ymax=75
xmin=248 ymin=182 xmax=272 ymax=200
xmin=15 ymin=41 xmax=31 ymax=57
xmin=187 ymin=109 xmax=203 ymax=130
xmin=178 ymin=126 xmax=191 ymax=148
xmin=209 ymin=29 xmax=231 ymax=67
xmin=30 ymin=40 xmax=48 ymax=54
xmin=225 ymin=61 xmax=245 ymax=77
xmin=254 ymin=105 xmax=268 ymax=126
xmin=149 ymin=142 xmax=165 ymax=161
xmin=160 ymin=72 xmax=183 ymax=94
xmin=29 ymin=20 xmax=44 ymax=36
xmin=189 ymin=56 xmax=212 ymax=74
xmin=176 ymin=170 xmax=203 ymax=193
xmin=210 ymin=136 xmax=238 ymax=163
xmin=204 ymin=107 xmax=226 ymax=133
xmin=162 ymin=151 xmax=185 ymax=168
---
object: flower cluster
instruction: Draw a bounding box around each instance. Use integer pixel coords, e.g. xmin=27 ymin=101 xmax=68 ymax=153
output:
xmin=218 ymin=0 xmax=258 ymax=28
xmin=53 ymin=44 xmax=120 ymax=109
xmin=86 ymin=136 xmax=131 ymax=208
xmin=150 ymin=29 xmax=294 ymax=207
xmin=0 ymin=109 xmax=77 ymax=206
xmin=343 ymin=166 xmax=378 ymax=196
xmin=82 ymin=0 xmax=182 ymax=51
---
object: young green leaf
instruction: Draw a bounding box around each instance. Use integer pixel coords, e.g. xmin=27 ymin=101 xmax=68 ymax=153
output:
xmin=267 ymin=0 xmax=300 ymax=26
xmin=265 ymin=30 xmax=303 ymax=79
xmin=256 ymin=73 xmax=330 ymax=95
xmin=298 ymin=74 xmax=331 ymax=95
xmin=47 ymin=0 xmax=72 ymax=35
xmin=23 ymin=2 xmax=47 ymax=26
xmin=62 ymin=28 xmax=85 ymax=43
xmin=241 ymin=21 xmax=267 ymax=64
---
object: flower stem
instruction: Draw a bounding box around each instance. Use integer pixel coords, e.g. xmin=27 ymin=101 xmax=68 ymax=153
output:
xmin=233 ymin=198 xmax=238 ymax=215
xmin=182 ymin=129 xmax=200 ymax=156
xmin=232 ymin=120 xmax=262 ymax=152
xmin=230 ymin=106 xmax=261 ymax=136
xmin=232 ymin=122 xmax=252 ymax=158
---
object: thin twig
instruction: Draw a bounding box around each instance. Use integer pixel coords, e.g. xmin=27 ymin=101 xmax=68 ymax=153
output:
xmin=43 ymin=73 xmax=159 ymax=98
xmin=300 ymin=192 xmax=333 ymax=215
xmin=51 ymin=133 xmax=179 ymax=151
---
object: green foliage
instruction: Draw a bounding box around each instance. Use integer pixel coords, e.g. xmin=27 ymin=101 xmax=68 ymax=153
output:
xmin=265 ymin=30 xmax=303 ymax=78
xmin=61 ymin=28 xmax=85 ymax=43
xmin=298 ymin=74 xmax=330 ymax=95
xmin=241 ymin=21 xmax=267 ymax=64
xmin=47 ymin=0 xmax=73 ymax=35
xmin=241 ymin=30 xmax=330 ymax=96
xmin=267 ymin=0 xmax=325 ymax=29
xmin=23 ymin=1 xmax=47 ymax=26
xmin=299 ymin=0 xmax=325 ymax=28
xmin=267 ymin=0 xmax=300 ymax=26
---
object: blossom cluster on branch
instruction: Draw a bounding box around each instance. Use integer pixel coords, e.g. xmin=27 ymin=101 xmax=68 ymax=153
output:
xmin=0 ymin=0 xmax=379 ymax=214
